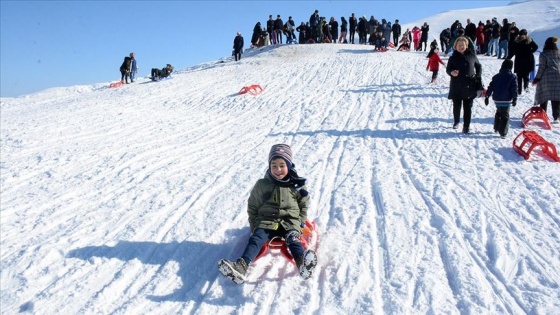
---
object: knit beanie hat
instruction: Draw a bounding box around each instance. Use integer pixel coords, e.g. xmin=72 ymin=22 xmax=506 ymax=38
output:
xmin=501 ymin=59 xmax=513 ymax=70
xmin=269 ymin=144 xmax=293 ymax=169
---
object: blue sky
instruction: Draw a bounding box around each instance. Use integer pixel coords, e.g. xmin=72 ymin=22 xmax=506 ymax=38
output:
xmin=0 ymin=0 xmax=511 ymax=97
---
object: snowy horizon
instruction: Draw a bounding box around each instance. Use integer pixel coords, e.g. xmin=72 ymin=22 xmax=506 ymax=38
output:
xmin=2 ymin=1 xmax=560 ymax=314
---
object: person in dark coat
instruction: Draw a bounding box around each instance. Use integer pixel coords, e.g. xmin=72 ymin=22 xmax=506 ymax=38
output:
xmin=392 ymin=19 xmax=401 ymax=46
xmin=349 ymin=13 xmax=357 ymax=44
xmin=274 ymin=15 xmax=284 ymax=45
xmin=233 ymin=32 xmax=244 ymax=61
xmin=420 ymin=22 xmax=430 ymax=51
xmin=446 ymin=36 xmax=482 ymax=133
xmin=487 ymin=18 xmax=501 ymax=56
xmin=251 ymin=22 xmax=262 ymax=47
xmin=507 ymin=29 xmax=538 ymax=94
xmin=440 ymin=28 xmax=451 ymax=55
xmin=329 ymin=17 xmax=339 ymax=43
xmin=483 ymin=20 xmax=493 ymax=54
xmin=296 ymin=22 xmax=307 ymax=44
xmin=485 ymin=59 xmax=518 ymax=138
xmin=507 ymin=22 xmax=519 ymax=58
xmin=339 ymin=16 xmax=348 ymax=43
xmin=498 ymin=18 xmax=510 ymax=59
xmin=119 ymin=56 xmax=132 ymax=84
xmin=151 ymin=64 xmax=173 ymax=81
xmin=533 ymin=36 xmax=560 ymax=123
xmin=357 ymin=16 xmax=367 ymax=45
xmin=464 ymin=19 xmax=477 ymax=43
xmin=266 ymin=15 xmax=274 ymax=43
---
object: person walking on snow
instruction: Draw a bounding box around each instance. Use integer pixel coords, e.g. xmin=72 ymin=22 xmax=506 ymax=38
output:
xmin=427 ymin=47 xmax=445 ymax=83
xmin=446 ymin=36 xmax=483 ymax=134
xmin=506 ymin=29 xmax=538 ymax=95
xmin=532 ymin=36 xmax=560 ymax=123
xmin=485 ymin=59 xmax=518 ymax=138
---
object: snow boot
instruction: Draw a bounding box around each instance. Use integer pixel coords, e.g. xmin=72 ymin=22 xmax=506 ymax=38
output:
xmin=296 ymin=250 xmax=317 ymax=280
xmin=218 ymin=258 xmax=248 ymax=284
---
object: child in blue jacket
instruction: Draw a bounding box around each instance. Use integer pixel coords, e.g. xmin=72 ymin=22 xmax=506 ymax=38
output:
xmin=485 ymin=59 xmax=518 ymax=138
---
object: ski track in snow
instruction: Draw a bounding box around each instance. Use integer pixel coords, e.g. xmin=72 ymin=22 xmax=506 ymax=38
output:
xmin=2 ymin=32 xmax=560 ymax=314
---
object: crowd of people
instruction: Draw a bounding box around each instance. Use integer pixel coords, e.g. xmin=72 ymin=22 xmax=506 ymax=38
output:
xmin=116 ymin=11 xmax=559 ymax=138
xmin=249 ymin=10 xmax=403 ymax=51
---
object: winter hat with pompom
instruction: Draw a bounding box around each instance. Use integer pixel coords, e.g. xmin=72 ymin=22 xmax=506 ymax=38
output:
xmin=268 ymin=144 xmax=293 ymax=169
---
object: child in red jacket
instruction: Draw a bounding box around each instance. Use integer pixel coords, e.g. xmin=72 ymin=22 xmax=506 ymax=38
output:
xmin=426 ymin=47 xmax=445 ymax=83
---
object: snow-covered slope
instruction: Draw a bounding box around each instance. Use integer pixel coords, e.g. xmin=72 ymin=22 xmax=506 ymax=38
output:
xmin=2 ymin=2 xmax=560 ymax=314
xmin=403 ymin=0 xmax=560 ymax=51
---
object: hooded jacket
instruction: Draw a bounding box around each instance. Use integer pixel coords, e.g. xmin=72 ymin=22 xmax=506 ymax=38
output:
xmin=247 ymin=172 xmax=309 ymax=233
xmin=486 ymin=68 xmax=518 ymax=106
xmin=507 ymin=35 xmax=538 ymax=74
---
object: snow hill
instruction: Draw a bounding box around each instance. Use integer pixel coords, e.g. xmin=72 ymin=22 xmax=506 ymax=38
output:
xmin=1 ymin=1 xmax=560 ymax=314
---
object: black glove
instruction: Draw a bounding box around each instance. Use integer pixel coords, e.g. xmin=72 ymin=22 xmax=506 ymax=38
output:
xmin=484 ymin=96 xmax=489 ymax=106
xmin=512 ymin=99 xmax=517 ymax=107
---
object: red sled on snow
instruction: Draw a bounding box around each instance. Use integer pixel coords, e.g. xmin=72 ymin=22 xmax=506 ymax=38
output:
xmin=521 ymin=106 xmax=552 ymax=129
xmin=109 ymin=80 xmax=123 ymax=88
xmin=512 ymin=130 xmax=560 ymax=162
xmin=253 ymin=220 xmax=319 ymax=266
xmin=238 ymin=84 xmax=263 ymax=96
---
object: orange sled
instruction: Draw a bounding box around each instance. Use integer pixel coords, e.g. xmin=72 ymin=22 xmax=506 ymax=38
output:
xmin=513 ymin=130 xmax=560 ymax=162
xmin=253 ymin=220 xmax=319 ymax=266
xmin=521 ymin=106 xmax=552 ymax=129
xmin=238 ymin=84 xmax=263 ymax=95
xmin=109 ymin=80 xmax=123 ymax=88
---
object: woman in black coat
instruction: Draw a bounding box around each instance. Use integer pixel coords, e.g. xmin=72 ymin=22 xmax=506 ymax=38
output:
xmin=251 ymin=22 xmax=262 ymax=47
xmin=507 ymin=29 xmax=538 ymax=94
xmin=446 ymin=36 xmax=482 ymax=133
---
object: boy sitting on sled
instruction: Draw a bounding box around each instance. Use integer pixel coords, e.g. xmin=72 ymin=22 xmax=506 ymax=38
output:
xmin=218 ymin=144 xmax=318 ymax=284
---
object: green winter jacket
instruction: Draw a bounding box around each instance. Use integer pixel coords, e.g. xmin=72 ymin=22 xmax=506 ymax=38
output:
xmin=247 ymin=176 xmax=309 ymax=233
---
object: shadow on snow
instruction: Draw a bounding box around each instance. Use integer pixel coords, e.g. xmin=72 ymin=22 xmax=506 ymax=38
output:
xmin=66 ymin=227 xmax=251 ymax=304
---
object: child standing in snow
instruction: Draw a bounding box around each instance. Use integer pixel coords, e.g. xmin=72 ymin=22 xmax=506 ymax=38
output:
xmin=218 ymin=144 xmax=317 ymax=284
xmin=426 ymin=47 xmax=445 ymax=83
xmin=485 ymin=59 xmax=518 ymax=138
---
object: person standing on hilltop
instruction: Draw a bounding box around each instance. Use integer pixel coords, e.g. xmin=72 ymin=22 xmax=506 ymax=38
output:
xmin=349 ymin=13 xmax=357 ymax=44
xmin=420 ymin=22 xmax=430 ymax=51
xmin=119 ymin=54 xmax=132 ymax=84
xmin=233 ymin=32 xmax=244 ymax=61
xmin=129 ymin=53 xmax=137 ymax=83
xmin=392 ymin=19 xmax=401 ymax=46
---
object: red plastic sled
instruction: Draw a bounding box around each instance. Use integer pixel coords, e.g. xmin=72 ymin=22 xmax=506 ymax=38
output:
xmin=238 ymin=84 xmax=263 ymax=96
xmin=109 ymin=80 xmax=123 ymax=88
xmin=521 ymin=106 xmax=552 ymax=129
xmin=512 ymin=130 xmax=560 ymax=162
xmin=253 ymin=220 xmax=319 ymax=266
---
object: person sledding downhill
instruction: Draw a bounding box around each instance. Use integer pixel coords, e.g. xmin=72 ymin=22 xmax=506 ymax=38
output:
xmin=218 ymin=144 xmax=318 ymax=284
xmin=150 ymin=64 xmax=173 ymax=81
